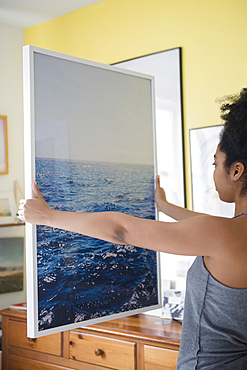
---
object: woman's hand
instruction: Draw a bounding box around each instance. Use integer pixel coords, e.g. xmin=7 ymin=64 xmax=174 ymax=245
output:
xmin=18 ymin=181 xmax=52 ymax=225
xmin=155 ymin=175 xmax=168 ymax=212
xmin=155 ymin=175 xmax=207 ymax=221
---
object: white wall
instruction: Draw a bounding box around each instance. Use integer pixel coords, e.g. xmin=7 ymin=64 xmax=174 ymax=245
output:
xmin=0 ymin=23 xmax=25 ymax=312
xmin=0 ymin=23 xmax=24 ymax=194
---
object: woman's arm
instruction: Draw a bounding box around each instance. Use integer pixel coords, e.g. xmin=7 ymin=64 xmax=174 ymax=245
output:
xmin=155 ymin=175 xmax=207 ymax=221
xmin=19 ymin=181 xmax=227 ymax=257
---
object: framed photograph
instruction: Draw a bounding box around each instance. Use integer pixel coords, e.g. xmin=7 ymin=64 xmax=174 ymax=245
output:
xmin=190 ymin=125 xmax=234 ymax=217
xmin=0 ymin=191 xmax=17 ymax=224
xmin=0 ymin=229 xmax=24 ymax=294
xmin=23 ymin=45 xmax=161 ymax=338
xmin=161 ymin=289 xmax=184 ymax=322
xmin=0 ymin=115 xmax=8 ymax=174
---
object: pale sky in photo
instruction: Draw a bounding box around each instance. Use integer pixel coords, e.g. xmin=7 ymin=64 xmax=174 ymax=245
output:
xmin=34 ymin=52 xmax=154 ymax=165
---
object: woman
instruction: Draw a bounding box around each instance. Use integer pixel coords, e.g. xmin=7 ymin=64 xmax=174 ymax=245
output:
xmin=19 ymin=89 xmax=247 ymax=368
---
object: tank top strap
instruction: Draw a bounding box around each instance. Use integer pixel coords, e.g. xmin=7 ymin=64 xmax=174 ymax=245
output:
xmin=233 ymin=211 xmax=247 ymax=218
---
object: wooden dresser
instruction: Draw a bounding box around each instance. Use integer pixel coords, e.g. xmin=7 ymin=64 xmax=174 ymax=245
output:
xmin=0 ymin=309 xmax=182 ymax=370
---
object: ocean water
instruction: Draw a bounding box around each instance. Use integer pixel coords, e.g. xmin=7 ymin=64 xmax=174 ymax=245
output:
xmin=36 ymin=157 xmax=158 ymax=331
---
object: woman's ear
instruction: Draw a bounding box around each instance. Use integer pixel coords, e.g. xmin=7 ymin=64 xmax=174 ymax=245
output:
xmin=231 ymin=162 xmax=245 ymax=181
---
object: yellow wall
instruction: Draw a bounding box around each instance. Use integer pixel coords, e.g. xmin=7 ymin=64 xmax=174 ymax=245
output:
xmin=24 ymin=0 xmax=247 ymax=207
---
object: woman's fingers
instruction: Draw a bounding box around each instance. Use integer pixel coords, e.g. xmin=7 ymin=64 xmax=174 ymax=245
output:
xmin=33 ymin=181 xmax=43 ymax=199
xmin=156 ymin=174 xmax=160 ymax=188
xmin=17 ymin=202 xmax=25 ymax=221
xmin=17 ymin=182 xmax=43 ymax=222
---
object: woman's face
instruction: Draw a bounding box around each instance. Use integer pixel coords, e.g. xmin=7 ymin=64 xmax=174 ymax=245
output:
xmin=213 ymin=145 xmax=234 ymax=203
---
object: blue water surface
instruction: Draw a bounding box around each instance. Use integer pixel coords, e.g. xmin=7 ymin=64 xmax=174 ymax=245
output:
xmin=36 ymin=158 xmax=158 ymax=331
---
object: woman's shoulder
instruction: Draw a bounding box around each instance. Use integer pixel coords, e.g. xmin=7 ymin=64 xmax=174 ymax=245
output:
xmin=175 ymin=214 xmax=245 ymax=256
xmin=202 ymin=214 xmax=247 ymax=288
xmin=189 ymin=213 xmax=247 ymax=235
xmin=200 ymin=214 xmax=247 ymax=250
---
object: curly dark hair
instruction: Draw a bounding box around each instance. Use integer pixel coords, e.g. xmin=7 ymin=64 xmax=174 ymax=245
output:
xmin=219 ymin=88 xmax=247 ymax=195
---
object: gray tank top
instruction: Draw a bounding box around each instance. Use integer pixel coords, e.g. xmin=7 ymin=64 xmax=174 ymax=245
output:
xmin=177 ymin=255 xmax=247 ymax=369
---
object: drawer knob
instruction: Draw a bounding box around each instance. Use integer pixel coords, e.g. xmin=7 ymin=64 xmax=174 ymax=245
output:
xmin=28 ymin=338 xmax=36 ymax=342
xmin=95 ymin=348 xmax=104 ymax=356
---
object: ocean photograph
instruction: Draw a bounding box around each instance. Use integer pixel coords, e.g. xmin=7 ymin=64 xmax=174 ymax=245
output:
xmin=0 ymin=237 xmax=24 ymax=293
xmin=31 ymin=49 xmax=158 ymax=333
xmin=36 ymin=158 xmax=158 ymax=330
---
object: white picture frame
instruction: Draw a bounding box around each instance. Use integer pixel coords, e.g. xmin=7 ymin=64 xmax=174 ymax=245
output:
xmin=0 ymin=191 xmax=16 ymax=224
xmin=23 ymin=45 xmax=161 ymax=338
xmin=190 ymin=125 xmax=235 ymax=217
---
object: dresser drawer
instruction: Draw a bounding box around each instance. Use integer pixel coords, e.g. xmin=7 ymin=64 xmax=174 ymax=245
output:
xmin=144 ymin=345 xmax=178 ymax=370
xmin=8 ymin=355 xmax=67 ymax=370
xmin=70 ymin=331 xmax=136 ymax=370
xmin=8 ymin=319 xmax=61 ymax=356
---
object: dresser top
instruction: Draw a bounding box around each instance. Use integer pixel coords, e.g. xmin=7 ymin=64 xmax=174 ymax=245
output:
xmin=0 ymin=309 xmax=181 ymax=346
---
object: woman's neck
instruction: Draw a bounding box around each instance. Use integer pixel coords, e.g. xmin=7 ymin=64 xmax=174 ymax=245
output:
xmin=234 ymin=196 xmax=247 ymax=217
